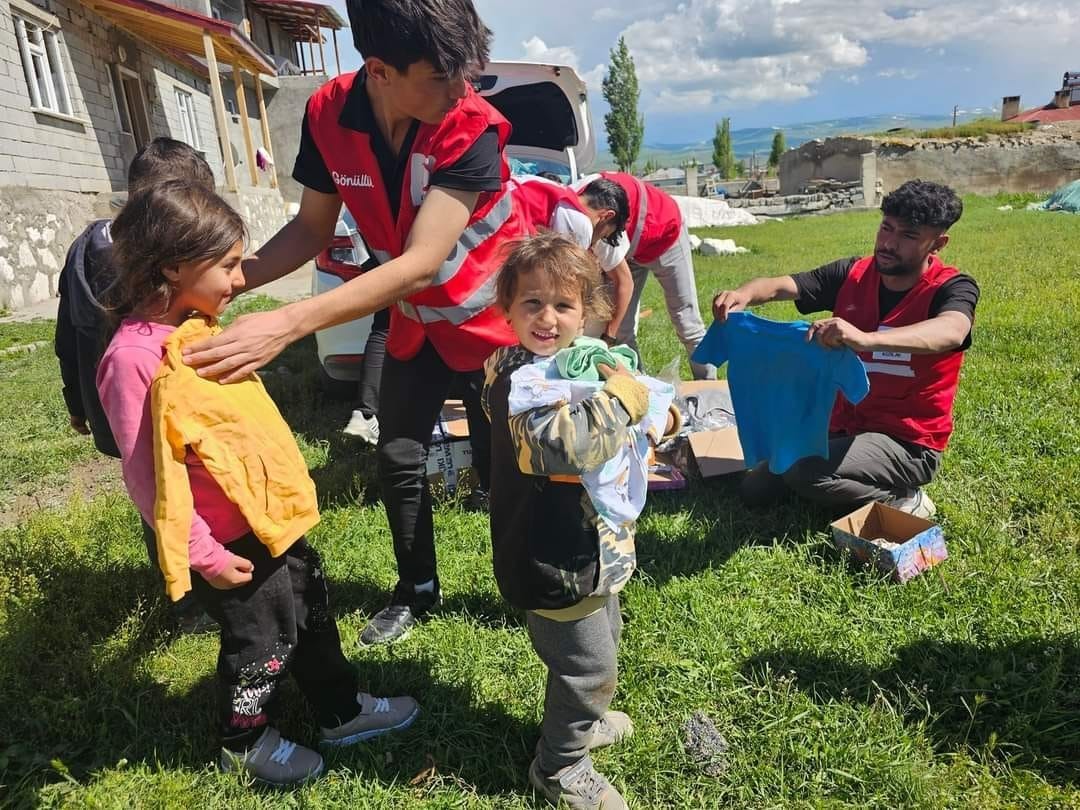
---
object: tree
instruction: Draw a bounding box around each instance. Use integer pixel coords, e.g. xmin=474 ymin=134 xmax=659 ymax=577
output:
xmin=768 ymin=130 xmax=786 ymax=171
xmin=712 ymin=118 xmax=736 ymax=179
xmin=602 ymin=37 xmax=644 ymax=172
xmin=641 ymin=157 xmax=662 ymax=176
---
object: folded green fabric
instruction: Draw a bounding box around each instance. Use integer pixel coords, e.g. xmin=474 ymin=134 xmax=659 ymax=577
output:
xmin=554 ymin=336 xmax=639 ymax=381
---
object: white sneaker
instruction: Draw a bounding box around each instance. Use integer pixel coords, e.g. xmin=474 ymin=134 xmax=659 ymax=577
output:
xmin=893 ymin=488 xmax=936 ymax=519
xmin=343 ymin=411 xmax=379 ymax=444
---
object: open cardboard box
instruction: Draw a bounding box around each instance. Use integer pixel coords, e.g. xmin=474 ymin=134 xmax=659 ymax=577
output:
xmin=426 ymin=399 xmax=475 ymax=492
xmin=830 ymin=501 xmax=948 ymax=583
xmin=678 ymin=380 xmax=746 ymax=478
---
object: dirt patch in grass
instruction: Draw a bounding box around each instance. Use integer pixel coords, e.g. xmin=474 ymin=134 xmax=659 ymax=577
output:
xmin=0 ymin=454 xmax=122 ymax=528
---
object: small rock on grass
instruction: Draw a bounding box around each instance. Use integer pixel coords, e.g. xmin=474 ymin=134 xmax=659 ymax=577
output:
xmin=681 ymin=711 xmax=729 ymax=777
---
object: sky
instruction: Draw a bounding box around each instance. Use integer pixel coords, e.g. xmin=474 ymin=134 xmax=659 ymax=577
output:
xmin=321 ymin=0 xmax=1077 ymax=144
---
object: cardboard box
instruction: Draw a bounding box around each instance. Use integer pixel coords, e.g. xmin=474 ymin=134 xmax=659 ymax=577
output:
xmin=830 ymin=501 xmax=948 ymax=583
xmin=678 ymin=380 xmax=746 ymax=478
xmin=427 ymin=399 xmax=475 ymax=493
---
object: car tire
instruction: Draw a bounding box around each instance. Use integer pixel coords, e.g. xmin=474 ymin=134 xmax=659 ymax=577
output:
xmin=319 ymin=366 xmax=359 ymax=401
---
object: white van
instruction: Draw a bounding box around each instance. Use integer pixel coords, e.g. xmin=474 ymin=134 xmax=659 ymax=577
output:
xmin=313 ymin=61 xmax=596 ymax=396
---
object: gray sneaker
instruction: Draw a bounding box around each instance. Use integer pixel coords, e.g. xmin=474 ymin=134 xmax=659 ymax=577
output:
xmin=319 ymin=691 xmax=420 ymax=747
xmin=528 ymin=755 xmax=628 ymax=809
xmin=219 ymin=726 xmax=324 ymax=787
xmin=893 ymin=488 xmax=937 ymax=519
xmin=589 ymin=711 xmax=634 ymax=750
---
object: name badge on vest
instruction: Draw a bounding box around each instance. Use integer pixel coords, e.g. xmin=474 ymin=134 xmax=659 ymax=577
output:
xmin=870 ymin=325 xmax=911 ymax=362
xmin=410 ymin=154 xmax=436 ymax=207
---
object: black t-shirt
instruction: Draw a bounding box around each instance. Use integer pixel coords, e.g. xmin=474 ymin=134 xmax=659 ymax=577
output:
xmin=791 ymin=257 xmax=979 ymax=350
xmin=292 ymin=71 xmax=502 ymax=216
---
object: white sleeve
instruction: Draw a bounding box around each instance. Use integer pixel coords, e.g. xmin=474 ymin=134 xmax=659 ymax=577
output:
xmin=550 ymin=202 xmax=593 ymax=250
xmin=591 ymin=231 xmax=630 ymax=272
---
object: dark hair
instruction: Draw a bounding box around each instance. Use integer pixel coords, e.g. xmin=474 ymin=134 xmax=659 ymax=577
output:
xmin=105 ymin=181 xmax=246 ymax=325
xmin=579 ymin=178 xmax=629 ymax=247
xmin=128 ymin=137 xmax=215 ymax=195
xmin=881 ymin=180 xmax=962 ymax=230
xmin=537 ymin=171 xmax=564 ymax=183
xmin=347 ymin=0 xmax=492 ymax=77
xmin=496 ymin=232 xmax=611 ymax=322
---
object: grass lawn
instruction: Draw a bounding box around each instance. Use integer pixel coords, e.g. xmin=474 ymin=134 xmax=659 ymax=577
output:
xmin=1 ymin=196 xmax=1077 ymax=808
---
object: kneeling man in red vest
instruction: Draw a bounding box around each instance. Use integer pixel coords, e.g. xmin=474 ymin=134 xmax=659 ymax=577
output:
xmin=712 ymin=180 xmax=978 ymax=517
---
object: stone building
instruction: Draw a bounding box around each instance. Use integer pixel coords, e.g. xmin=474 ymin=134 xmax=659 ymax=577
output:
xmin=0 ymin=0 xmax=344 ymax=310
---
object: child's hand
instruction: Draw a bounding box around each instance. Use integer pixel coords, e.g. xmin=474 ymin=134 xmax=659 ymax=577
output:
xmin=597 ymin=361 xmax=635 ymax=381
xmin=207 ymin=554 xmax=254 ymax=590
xmin=69 ymin=414 xmax=90 ymax=435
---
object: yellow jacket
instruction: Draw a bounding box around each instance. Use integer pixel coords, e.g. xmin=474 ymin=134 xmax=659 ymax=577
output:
xmin=151 ymin=317 xmax=319 ymax=599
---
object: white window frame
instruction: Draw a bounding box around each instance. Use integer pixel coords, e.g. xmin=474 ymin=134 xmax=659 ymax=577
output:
xmin=11 ymin=0 xmax=74 ymax=119
xmin=174 ymin=86 xmax=202 ymax=150
xmin=113 ymin=64 xmax=152 ymax=149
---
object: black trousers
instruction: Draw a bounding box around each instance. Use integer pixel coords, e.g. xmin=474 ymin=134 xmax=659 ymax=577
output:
xmin=356 ymin=308 xmax=391 ymax=419
xmin=376 ymin=340 xmax=491 ymax=600
xmin=190 ymin=534 xmax=359 ymax=747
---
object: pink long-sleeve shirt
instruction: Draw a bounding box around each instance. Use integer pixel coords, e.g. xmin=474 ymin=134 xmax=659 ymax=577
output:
xmin=96 ymin=319 xmax=250 ymax=580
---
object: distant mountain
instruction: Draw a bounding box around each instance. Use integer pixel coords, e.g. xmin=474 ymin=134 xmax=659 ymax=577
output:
xmin=594 ymin=112 xmax=993 ymax=170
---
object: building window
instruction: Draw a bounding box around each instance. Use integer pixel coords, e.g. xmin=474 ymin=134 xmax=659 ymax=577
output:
xmin=174 ymin=88 xmax=202 ymax=150
xmin=13 ymin=13 xmax=73 ymax=116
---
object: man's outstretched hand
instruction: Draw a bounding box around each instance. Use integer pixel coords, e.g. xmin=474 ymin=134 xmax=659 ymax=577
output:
xmin=806 ymin=317 xmax=873 ymax=351
xmin=183 ymin=308 xmax=297 ymax=383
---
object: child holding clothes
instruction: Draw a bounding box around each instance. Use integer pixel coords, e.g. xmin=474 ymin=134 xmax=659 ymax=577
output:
xmin=96 ymin=180 xmax=418 ymax=787
xmin=482 ymin=232 xmax=678 ymax=809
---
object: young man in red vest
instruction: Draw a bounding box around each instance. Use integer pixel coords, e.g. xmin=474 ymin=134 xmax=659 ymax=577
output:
xmin=510 ymin=174 xmax=633 ymax=339
xmin=183 ymin=0 xmax=525 ymax=645
xmin=711 ymin=180 xmax=978 ymax=517
xmin=573 ymin=171 xmax=714 ymax=379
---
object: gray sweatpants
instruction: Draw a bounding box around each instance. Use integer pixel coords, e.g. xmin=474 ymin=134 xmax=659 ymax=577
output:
xmin=616 ymin=225 xmax=715 ymax=380
xmin=526 ymin=595 xmax=622 ymax=774
xmin=742 ymin=431 xmax=941 ymax=510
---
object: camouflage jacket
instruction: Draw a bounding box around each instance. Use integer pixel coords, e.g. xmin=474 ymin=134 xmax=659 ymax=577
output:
xmin=482 ymin=345 xmax=642 ymax=612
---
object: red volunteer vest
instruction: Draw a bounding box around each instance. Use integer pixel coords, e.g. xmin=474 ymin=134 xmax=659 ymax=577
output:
xmin=306 ymin=72 xmax=523 ymax=371
xmin=601 ymin=171 xmax=682 ymax=264
xmin=510 ymin=175 xmax=589 ymax=235
xmin=829 ymin=256 xmax=966 ymax=451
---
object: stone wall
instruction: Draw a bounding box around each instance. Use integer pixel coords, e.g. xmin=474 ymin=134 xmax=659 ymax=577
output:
xmin=875 ymin=135 xmax=1080 ymax=195
xmin=0 ymin=186 xmax=111 ymax=309
xmin=778 ymin=137 xmax=871 ymax=195
xmin=779 ymin=129 xmax=1080 ymax=197
xmin=222 ymin=185 xmax=287 ymax=252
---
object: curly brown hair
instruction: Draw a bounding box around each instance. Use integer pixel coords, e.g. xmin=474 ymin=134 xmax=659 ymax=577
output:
xmin=495 ymin=232 xmax=612 ymax=322
xmin=104 ymin=180 xmax=246 ymax=327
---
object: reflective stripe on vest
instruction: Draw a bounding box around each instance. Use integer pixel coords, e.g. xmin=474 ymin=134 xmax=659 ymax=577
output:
xmin=366 ymin=191 xmax=513 ymax=286
xmin=628 ymin=175 xmax=648 ymax=257
xmin=397 ymin=272 xmax=499 ymax=326
xmin=432 ymin=190 xmax=514 ymax=285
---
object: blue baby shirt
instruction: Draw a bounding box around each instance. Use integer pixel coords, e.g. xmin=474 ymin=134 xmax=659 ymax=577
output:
xmin=692 ymin=312 xmax=870 ymax=473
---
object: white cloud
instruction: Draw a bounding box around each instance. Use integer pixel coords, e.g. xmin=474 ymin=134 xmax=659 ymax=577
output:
xmin=521 ymin=36 xmax=580 ymax=67
xmin=519 ymin=36 xmax=606 ymax=92
xmin=592 ymin=6 xmax=622 ymax=21
xmin=877 ymin=67 xmax=921 ymax=80
xmin=597 ymin=0 xmax=1078 ymax=114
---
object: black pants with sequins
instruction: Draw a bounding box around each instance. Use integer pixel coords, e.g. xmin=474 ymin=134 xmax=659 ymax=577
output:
xmin=190 ymin=533 xmax=360 ymax=750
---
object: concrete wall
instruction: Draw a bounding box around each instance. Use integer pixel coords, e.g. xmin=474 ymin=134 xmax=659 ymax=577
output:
xmin=874 ymin=137 xmax=1080 ymax=195
xmin=265 ymin=74 xmax=326 ymax=204
xmin=778 ymin=137 xmax=872 ymax=195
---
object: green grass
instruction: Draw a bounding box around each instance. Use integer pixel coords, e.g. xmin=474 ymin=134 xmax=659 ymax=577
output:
xmin=1 ymin=196 xmax=1078 ymax=807
xmin=870 ymin=118 xmax=1036 ymax=140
